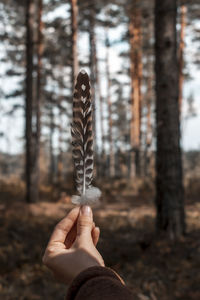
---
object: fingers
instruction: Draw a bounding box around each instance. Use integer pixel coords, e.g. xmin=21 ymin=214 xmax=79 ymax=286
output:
xmin=92 ymin=227 xmax=100 ymax=247
xmin=65 ymin=220 xmax=96 ymax=249
xmin=49 ymin=207 xmax=80 ymax=246
xmin=77 ymin=206 xmax=93 ymax=238
xmin=48 ymin=205 xmax=99 ymax=250
xmin=64 ymin=220 xmax=77 ymax=249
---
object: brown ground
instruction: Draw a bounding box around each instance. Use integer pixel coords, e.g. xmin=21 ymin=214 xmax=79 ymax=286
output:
xmin=0 ymin=191 xmax=200 ymax=300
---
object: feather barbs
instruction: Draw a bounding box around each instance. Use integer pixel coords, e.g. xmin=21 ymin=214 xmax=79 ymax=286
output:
xmin=71 ymin=70 xmax=101 ymax=205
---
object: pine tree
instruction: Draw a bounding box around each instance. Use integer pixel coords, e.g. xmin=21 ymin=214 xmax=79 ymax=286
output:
xmin=178 ymin=5 xmax=187 ymax=115
xmin=25 ymin=0 xmax=43 ymax=202
xmin=155 ymin=0 xmax=185 ymax=238
xmin=128 ymin=2 xmax=143 ymax=178
xmin=70 ymin=0 xmax=79 ymax=88
xmin=25 ymin=0 xmax=35 ymax=202
xmin=105 ymin=28 xmax=115 ymax=177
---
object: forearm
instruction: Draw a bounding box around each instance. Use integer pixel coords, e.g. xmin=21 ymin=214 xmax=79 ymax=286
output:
xmin=66 ymin=266 xmax=134 ymax=300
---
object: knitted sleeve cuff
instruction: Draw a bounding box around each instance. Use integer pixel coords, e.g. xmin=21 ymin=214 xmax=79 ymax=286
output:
xmin=66 ymin=266 xmax=125 ymax=300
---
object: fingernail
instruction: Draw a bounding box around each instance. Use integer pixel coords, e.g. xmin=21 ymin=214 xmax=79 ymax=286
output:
xmin=81 ymin=205 xmax=91 ymax=216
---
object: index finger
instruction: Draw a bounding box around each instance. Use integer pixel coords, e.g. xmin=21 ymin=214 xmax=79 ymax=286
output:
xmin=48 ymin=207 xmax=80 ymax=245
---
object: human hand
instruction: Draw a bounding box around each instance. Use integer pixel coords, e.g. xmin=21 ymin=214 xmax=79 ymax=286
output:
xmin=43 ymin=206 xmax=104 ymax=284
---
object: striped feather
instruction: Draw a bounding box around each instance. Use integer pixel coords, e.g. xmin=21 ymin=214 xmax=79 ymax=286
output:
xmin=71 ymin=70 xmax=101 ymax=205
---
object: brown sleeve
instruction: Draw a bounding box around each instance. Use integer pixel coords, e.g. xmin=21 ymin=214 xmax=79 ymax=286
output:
xmin=66 ymin=266 xmax=134 ymax=300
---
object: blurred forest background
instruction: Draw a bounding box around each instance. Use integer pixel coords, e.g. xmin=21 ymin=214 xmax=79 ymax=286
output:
xmin=0 ymin=0 xmax=200 ymax=299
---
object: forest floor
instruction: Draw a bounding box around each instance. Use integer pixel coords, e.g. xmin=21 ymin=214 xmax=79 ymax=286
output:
xmin=0 ymin=186 xmax=200 ymax=300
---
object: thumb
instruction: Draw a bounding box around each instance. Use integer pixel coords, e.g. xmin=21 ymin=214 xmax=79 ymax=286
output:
xmin=77 ymin=206 xmax=93 ymax=239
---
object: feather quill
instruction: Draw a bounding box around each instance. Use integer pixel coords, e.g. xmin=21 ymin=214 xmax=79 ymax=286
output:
xmin=71 ymin=70 xmax=101 ymax=205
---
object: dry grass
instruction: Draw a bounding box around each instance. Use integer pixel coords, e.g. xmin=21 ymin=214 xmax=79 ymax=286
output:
xmin=0 ymin=185 xmax=200 ymax=300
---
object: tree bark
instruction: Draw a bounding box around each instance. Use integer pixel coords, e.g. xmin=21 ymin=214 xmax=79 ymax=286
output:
xmin=70 ymin=0 xmax=79 ymax=89
xmin=178 ymin=5 xmax=187 ymax=115
xmin=32 ymin=0 xmax=43 ymax=201
xmin=129 ymin=7 xmax=142 ymax=178
xmin=25 ymin=0 xmax=43 ymax=202
xmin=155 ymin=0 xmax=185 ymax=239
xmin=25 ymin=0 xmax=34 ymax=203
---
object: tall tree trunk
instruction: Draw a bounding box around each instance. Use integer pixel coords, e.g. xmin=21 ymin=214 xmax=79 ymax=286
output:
xmin=88 ymin=7 xmax=105 ymax=175
xmin=25 ymin=0 xmax=34 ymax=203
xmin=178 ymin=5 xmax=187 ymax=115
xmin=70 ymin=0 xmax=79 ymax=89
xmin=31 ymin=0 xmax=43 ymax=201
xmin=144 ymin=32 xmax=153 ymax=177
xmin=57 ymin=68 xmax=64 ymax=186
xmin=49 ymin=104 xmax=55 ymax=185
xmin=129 ymin=7 xmax=142 ymax=178
xmin=155 ymin=0 xmax=185 ymax=239
xmin=95 ymin=53 xmax=105 ymax=158
xmin=57 ymin=122 xmax=63 ymax=186
xmin=105 ymin=30 xmax=115 ymax=177
xmin=25 ymin=0 xmax=43 ymax=202
xmin=88 ymin=8 xmax=98 ymax=173
xmin=144 ymin=72 xmax=153 ymax=177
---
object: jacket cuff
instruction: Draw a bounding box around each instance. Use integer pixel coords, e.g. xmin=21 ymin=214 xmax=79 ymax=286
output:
xmin=66 ymin=266 xmax=124 ymax=300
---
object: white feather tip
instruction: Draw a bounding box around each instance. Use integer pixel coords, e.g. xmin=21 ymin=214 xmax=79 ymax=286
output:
xmin=71 ymin=186 xmax=101 ymax=205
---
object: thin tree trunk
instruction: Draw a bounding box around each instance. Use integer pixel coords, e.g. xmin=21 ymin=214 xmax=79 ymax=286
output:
xmin=95 ymin=54 xmax=105 ymax=157
xmin=31 ymin=0 xmax=43 ymax=202
xmin=57 ymin=123 xmax=63 ymax=185
xmin=96 ymin=53 xmax=105 ymax=177
xmin=129 ymin=7 xmax=142 ymax=178
xmin=155 ymin=0 xmax=185 ymax=239
xmin=178 ymin=5 xmax=187 ymax=115
xmin=25 ymin=0 xmax=34 ymax=203
xmin=143 ymin=16 xmax=154 ymax=177
xmin=70 ymin=0 xmax=79 ymax=89
xmin=105 ymin=30 xmax=115 ymax=178
xmin=144 ymin=42 xmax=153 ymax=176
xmin=88 ymin=9 xmax=98 ymax=171
xmin=57 ymin=68 xmax=64 ymax=186
xmin=144 ymin=74 xmax=153 ymax=176
xmin=88 ymin=9 xmax=105 ymax=174
xmin=49 ymin=105 xmax=55 ymax=185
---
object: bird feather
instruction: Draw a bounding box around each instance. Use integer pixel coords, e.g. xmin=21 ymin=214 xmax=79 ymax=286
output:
xmin=71 ymin=70 xmax=101 ymax=205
